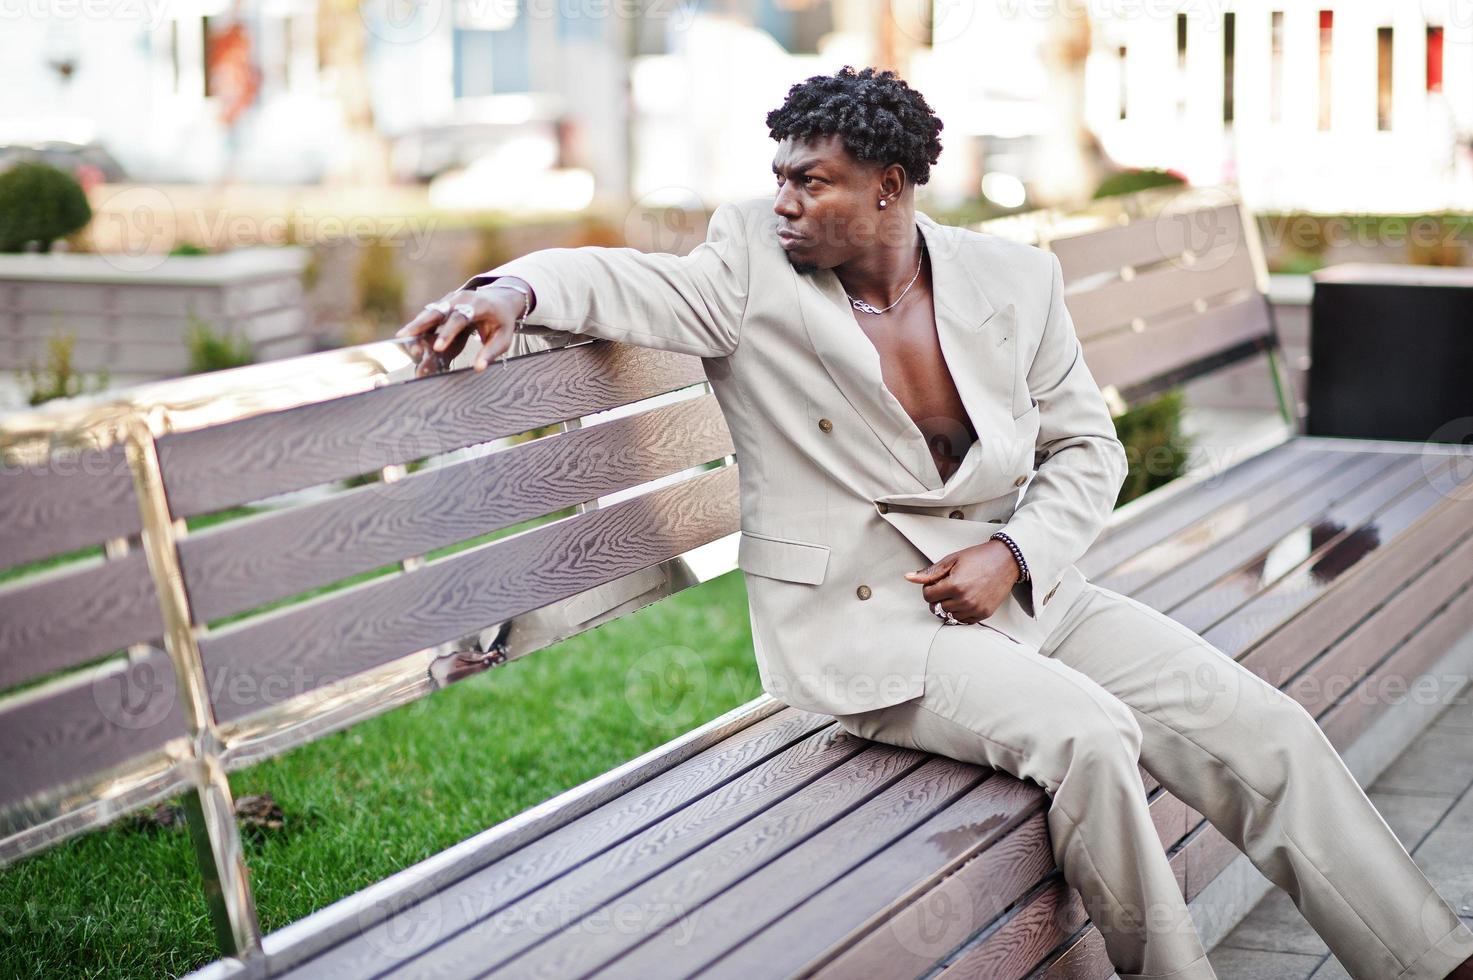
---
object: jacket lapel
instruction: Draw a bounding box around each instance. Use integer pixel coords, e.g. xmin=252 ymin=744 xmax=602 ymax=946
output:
xmin=795 ymin=210 xmax=1019 ymax=496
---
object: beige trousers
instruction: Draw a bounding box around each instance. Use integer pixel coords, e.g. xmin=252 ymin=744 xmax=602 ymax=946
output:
xmin=833 ymin=581 xmax=1473 ymax=980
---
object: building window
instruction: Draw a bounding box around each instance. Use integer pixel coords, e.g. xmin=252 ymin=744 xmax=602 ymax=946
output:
xmin=453 ymin=0 xmax=529 ymax=97
xmin=1376 ymin=26 xmax=1393 ymax=131
xmin=1223 ymin=11 xmax=1235 ymax=124
xmin=1269 ymin=11 xmax=1284 ymax=125
xmin=1119 ymin=44 xmax=1128 ymax=120
xmin=1317 ymin=10 xmax=1333 ymax=130
xmin=1176 ymin=13 xmax=1187 ymax=119
xmin=758 ymin=0 xmax=834 ymax=55
xmin=1428 ymin=26 xmax=1444 ymax=93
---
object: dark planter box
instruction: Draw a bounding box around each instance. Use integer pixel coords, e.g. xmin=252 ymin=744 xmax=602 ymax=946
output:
xmin=1307 ymin=263 xmax=1473 ymax=443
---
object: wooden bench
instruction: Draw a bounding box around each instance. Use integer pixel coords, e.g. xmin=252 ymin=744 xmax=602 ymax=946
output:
xmin=2 ymin=184 xmax=1470 ymax=979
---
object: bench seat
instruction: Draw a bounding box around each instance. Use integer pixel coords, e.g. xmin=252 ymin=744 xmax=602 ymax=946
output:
xmin=210 ymin=434 xmax=1473 ymax=980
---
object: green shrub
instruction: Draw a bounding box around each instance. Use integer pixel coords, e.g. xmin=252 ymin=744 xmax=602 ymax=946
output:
xmin=1114 ymin=388 xmax=1194 ymax=507
xmin=356 ymin=238 xmax=405 ymax=326
xmin=0 ymin=162 xmax=93 ymax=253
xmin=169 ymin=242 xmax=209 ymax=257
xmin=1093 ymin=168 xmax=1187 ymax=200
xmin=16 ymin=332 xmax=110 ymax=405
xmin=185 ymin=309 xmax=256 ymax=374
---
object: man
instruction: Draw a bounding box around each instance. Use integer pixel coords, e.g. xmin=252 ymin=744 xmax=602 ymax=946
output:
xmin=397 ymin=66 xmax=1473 ymax=980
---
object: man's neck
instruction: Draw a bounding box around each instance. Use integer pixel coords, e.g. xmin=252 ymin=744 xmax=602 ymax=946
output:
xmin=833 ymin=215 xmax=925 ymax=312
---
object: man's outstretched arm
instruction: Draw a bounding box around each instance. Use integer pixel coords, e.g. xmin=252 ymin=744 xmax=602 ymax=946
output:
xmin=400 ymin=201 xmax=754 ymax=372
xmin=996 ymin=250 xmax=1129 ymax=619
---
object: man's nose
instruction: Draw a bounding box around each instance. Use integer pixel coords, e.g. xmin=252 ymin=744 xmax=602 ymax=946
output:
xmin=773 ymin=185 xmax=799 ymax=218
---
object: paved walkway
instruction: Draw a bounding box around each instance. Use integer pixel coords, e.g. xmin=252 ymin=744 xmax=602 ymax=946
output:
xmin=1206 ymin=689 xmax=1473 ymax=979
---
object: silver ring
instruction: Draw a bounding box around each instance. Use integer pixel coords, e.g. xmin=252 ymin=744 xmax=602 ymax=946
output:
xmin=452 ymin=303 xmax=477 ymax=320
xmin=931 ymin=601 xmax=961 ymax=626
xmin=423 ymin=301 xmax=451 ymax=315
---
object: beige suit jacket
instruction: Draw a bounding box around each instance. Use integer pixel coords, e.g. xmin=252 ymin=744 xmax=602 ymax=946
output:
xmin=460 ymin=195 xmax=1129 ymax=716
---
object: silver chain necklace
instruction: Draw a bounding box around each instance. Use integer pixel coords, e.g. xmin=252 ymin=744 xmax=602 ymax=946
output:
xmin=845 ymin=238 xmax=926 ymax=315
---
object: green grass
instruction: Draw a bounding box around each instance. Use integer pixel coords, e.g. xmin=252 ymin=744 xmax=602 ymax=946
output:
xmin=0 ymin=571 xmax=760 ymax=980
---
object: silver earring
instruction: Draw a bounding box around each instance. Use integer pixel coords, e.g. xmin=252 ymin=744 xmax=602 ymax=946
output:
xmin=879 ymin=199 xmax=888 ymax=208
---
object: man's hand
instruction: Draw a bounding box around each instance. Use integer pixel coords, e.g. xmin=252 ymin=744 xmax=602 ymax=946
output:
xmin=394 ymin=282 xmax=530 ymax=378
xmin=904 ymin=541 xmax=1021 ymax=625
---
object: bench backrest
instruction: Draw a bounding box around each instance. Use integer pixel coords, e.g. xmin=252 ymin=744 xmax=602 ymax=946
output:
xmin=977 ymin=184 xmax=1293 ymax=422
xmin=0 ymin=438 xmax=184 ymax=853
xmin=0 ymin=331 xmax=742 ymax=955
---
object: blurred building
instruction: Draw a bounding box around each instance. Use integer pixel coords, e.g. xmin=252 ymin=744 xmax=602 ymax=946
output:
xmin=1080 ymin=0 xmax=1473 ymax=212
xmin=4 ymin=1 xmax=1470 ymax=214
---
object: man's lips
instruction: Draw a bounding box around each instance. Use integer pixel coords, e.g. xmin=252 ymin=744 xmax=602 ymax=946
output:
xmin=777 ymin=230 xmax=808 ymax=248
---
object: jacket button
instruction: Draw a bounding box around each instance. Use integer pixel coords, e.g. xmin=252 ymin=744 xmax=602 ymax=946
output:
xmin=1014 ymin=475 xmax=1027 ymax=487
xmin=818 ymin=418 xmax=833 ymax=433
xmin=855 ymin=584 xmax=872 ymax=600
xmin=948 ymin=509 xmax=964 ymax=519
xmin=876 ymin=502 xmax=890 ymax=514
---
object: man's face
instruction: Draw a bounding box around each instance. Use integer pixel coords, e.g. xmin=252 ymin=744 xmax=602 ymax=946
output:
xmin=770 ymin=133 xmax=891 ymax=273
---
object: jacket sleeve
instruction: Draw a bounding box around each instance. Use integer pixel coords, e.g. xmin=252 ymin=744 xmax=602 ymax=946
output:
xmin=997 ymin=250 xmax=1129 ymax=619
xmin=455 ymin=201 xmax=753 ymax=359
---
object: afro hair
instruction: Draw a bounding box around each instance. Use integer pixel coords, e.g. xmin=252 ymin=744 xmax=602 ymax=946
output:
xmin=765 ymin=65 xmax=944 ymax=186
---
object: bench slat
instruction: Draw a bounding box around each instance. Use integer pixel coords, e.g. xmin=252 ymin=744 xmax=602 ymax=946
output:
xmin=1096 ymin=450 xmax=1393 ymax=599
xmin=1050 ymin=202 xmax=1247 ymax=282
xmin=390 ymin=726 xmax=868 ymax=978
xmin=604 ymin=756 xmax=988 ymax=977
xmin=798 ymin=788 xmax=1186 ymax=980
xmin=1064 ymin=239 xmax=1259 ymax=342
xmin=482 ymin=744 xmax=929 ymax=980
xmin=279 ymin=705 xmax=836 ymax=980
xmin=0 ymin=445 xmax=140 ymax=568
xmin=699 ymin=779 xmax=1043 ymax=980
xmin=1240 ymin=491 xmax=1473 ymax=684
xmin=178 ymin=394 xmax=733 ymax=623
xmin=1082 ymin=293 xmax=1273 ymax=398
xmin=0 ymin=550 xmax=162 ymax=690
xmin=1296 ymin=526 xmax=1473 ymax=717
xmin=199 ymin=464 xmax=739 ymax=724
xmin=158 ymin=342 xmax=709 ymax=518
xmin=0 ymin=649 xmax=186 ymax=819
xmin=1179 ymin=455 xmax=1458 ymax=636
xmin=1319 ymin=574 xmax=1473 ymax=749
xmin=1086 ymin=438 xmax=1319 ymax=566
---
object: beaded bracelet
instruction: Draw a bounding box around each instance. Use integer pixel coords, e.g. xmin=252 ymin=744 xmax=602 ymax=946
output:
xmin=990 ymin=530 xmax=1030 ymax=583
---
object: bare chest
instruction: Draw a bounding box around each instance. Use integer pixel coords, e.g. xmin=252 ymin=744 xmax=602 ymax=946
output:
xmin=852 ymin=299 xmax=977 ymax=482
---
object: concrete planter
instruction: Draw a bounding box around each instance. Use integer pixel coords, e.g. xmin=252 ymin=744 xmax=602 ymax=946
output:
xmin=0 ymin=246 xmax=316 ymax=382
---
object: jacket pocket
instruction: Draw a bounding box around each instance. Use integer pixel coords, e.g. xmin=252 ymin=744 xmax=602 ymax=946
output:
xmin=1012 ymin=397 xmax=1040 ymax=426
xmin=737 ymin=529 xmax=831 ymax=585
